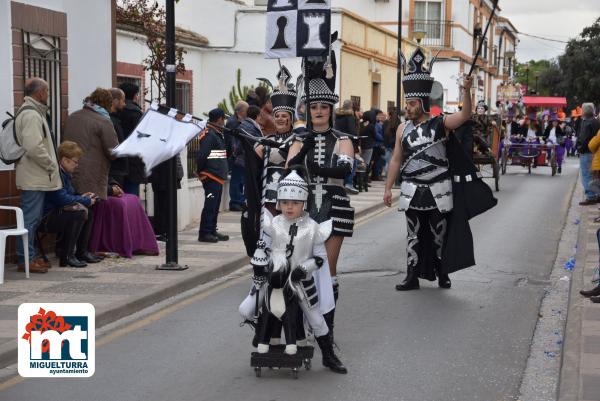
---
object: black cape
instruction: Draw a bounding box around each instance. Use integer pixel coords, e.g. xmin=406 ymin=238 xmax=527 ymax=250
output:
xmin=238 ymin=134 xmax=263 ymax=257
xmin=440 ymin=132 xmax=498 ymax=274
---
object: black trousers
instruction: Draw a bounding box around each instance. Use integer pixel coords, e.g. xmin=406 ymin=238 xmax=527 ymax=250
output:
xmin=76 ymin=206 xmax=94 ymax=256
xmin=199 ymin=179 xmax=223 ymax=236
xmin=153 ymin=189 xmax=169 ymax=236
xmin=405 ymin=208 xmax=448 ymax=280
xmin=45 ymin=208 xmax=87 ymax=258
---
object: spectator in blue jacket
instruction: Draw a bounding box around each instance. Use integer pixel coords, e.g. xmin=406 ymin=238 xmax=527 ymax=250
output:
xmin=42 ymin=141 xmax=97 ymax=267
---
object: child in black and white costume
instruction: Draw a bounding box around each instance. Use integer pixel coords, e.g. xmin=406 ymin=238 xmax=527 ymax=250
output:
xmin=252 ymin=170 xmax=347 ymax=374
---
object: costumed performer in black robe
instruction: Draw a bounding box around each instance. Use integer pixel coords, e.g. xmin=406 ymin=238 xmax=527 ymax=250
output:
xmin=384 ymin=48 xmax=497 ymax=291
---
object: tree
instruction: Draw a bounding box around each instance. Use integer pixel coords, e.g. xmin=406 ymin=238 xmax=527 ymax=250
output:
xmin=558 ymin=17 xmax=600 ymax=109
xmin=514 ymin=59 xmax=553 ymax=96
xmin=116 ymin=0 xmax=186 ymax=102
xmin=218 ymin=69 xmax=252 ymax=115
xmin=216 ymin=69 xmax=271 ymax=116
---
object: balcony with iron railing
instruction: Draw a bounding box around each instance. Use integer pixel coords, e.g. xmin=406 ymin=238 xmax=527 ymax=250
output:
xmin=410 ymin=19 xmax=453 ymax=49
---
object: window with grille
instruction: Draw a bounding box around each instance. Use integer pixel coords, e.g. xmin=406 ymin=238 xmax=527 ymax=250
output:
xmin=22 ymin=31 xmax=61 ymax=142
xmin=351 ymin=96 xmax=361 ymax=110
xmin=117 ymin=75 xmax=142 ymax=89
xmin=415 ymin=1 xmax=442 ymax=39
xmin=175 ymin=81 xmax=190 ymax=114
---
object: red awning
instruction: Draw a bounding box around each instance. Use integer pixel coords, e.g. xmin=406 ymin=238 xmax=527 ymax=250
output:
xmin=522 ymin=96 xmax=567 ymax=107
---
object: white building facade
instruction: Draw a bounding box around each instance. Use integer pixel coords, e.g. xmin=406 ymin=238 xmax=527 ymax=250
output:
xmin=114 ymin=0 xmax=518 ymax=230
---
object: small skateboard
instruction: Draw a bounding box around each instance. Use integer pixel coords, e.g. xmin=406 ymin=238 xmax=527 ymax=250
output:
xmin=251 ymin=345 xmax=314 ymax=379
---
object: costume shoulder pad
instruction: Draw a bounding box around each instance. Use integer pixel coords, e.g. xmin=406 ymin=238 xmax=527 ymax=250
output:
xmin=315 ymin=219 xmax=333 ymax=243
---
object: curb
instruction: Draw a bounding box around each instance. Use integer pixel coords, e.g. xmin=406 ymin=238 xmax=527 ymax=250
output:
xmin=558 ymin=180 xmax=587 ymax=401
xmin=518 ymin=173 xmax=578 ymax=401
xmin=0 ymin=193 xmax=398 ymax=370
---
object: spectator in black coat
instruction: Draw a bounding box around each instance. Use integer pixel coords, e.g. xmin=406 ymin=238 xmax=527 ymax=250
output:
xmin=117 ymin=82 xmax=146 ymax=195
xmin=226 ymin=101 xmax=250 ymax=211
xmin=225 ymin=101 xmax=248 ymax=169
xmin=578 ymin=103 xmax=600 ymax=205
xmin=335 ymin=100 xmax=359 ymax=194
xmin=108 ymin=88 xmax=128 ymax=190
xmin=149 ymin=154 xmax=183 ymax=241
xmin=360 ymin=110 xmax=377 ymax=180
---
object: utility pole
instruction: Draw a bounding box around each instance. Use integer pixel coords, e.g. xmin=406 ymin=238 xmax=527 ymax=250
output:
xmin=158 ymin=0 xmax=187 ymax=270
xmin=396 ymin=0 xmax=402 ymax=113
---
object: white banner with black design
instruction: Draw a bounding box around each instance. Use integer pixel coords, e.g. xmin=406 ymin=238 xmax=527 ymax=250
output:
xmin=265 ymin=0 xmax=331 ymax=59
xmin=112 ymin=104 xmax=206 ymax=175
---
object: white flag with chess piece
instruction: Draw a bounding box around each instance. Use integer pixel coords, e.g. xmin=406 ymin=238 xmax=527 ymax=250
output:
xmin=265 ymin=0 xmax=331 ymax=59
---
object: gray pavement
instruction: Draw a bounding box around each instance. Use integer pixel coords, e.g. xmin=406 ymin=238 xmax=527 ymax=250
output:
xmin=0 ymin=159 xmax=585 ymax=401
xmin=559 ymin=186 xmax=600 ymax=401
xmin=0 ymin=182 xmax=393 ymax=370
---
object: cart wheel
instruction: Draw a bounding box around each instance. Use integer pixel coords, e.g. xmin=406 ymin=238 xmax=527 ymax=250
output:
xmin=255 ymin=367 xmax=261 ymax=377
xmin=292 ymin=367 xmax=299 ymax=379
xmin=492 ymin=159 xmax=500 ymax=191
xmin=501 ymin=148 xmax=507 ymax=175
xmin=304 ymin=358 xmax=311 ymax=371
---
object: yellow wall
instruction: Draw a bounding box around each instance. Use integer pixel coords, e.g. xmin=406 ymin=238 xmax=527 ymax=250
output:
xmin=339 ymin=10 xmax=425 ymax=112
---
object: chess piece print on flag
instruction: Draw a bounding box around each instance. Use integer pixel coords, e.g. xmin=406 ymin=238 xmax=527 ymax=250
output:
xmin=265 ymin=0 xmax=331 ymax=59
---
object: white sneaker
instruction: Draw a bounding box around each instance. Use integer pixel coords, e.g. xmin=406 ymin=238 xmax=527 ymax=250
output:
xmin=257 ymin=343 xmax=270 ymax=353
xmin=284 ymin=344 xmax=297 ymax=355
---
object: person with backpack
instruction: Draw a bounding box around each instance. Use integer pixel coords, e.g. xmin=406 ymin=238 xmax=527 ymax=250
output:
xmin=14 ymin=78 xmax=61 ymax=273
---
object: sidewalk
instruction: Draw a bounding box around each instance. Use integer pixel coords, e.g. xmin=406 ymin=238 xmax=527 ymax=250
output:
xmin=0 ymin=181 xmax=395 ymax=369
xmin=560 ymin=198 xmax=600 ymax=401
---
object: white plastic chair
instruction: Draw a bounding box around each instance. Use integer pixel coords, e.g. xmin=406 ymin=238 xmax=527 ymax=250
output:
xmin=0 ymin=206 xmax=30 ymax=284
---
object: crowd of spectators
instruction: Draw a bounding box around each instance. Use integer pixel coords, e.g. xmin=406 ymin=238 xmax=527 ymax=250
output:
xmin=9 ymin=76 xmax=404 ymax=271
xmin=11 ymin=77 xmax=158 ymax=272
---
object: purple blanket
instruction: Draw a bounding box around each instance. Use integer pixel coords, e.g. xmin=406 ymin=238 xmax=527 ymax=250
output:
xmin=90 ymin=194 xmax=159 ymax=258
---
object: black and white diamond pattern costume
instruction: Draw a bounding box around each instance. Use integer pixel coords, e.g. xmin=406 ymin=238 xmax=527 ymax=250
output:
xmin=399 ymin=116 xmax=452 ymax=213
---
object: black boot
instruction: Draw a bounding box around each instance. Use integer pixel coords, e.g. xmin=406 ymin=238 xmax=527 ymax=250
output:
xmin=61 ymin=220 xmax=87 ymax=268
xmin=580 ymin=285 xmax=600 ymax=297
xmin=323 ymin=281 xmax=339 ymax=342
xmin=323 ymin=309 xmax=335 ymax=343
xmin=395 ymin=267 xmax=420 ymax=291
xmin=316 ymin=334 xmax=347 ymax=374
xmin=76 ymin=252 xmax=102 ymax=263
xmin=438 ymin=273 xmax=451 ymax=289
xmin=59 ymin=256 xmax=87 ymax=268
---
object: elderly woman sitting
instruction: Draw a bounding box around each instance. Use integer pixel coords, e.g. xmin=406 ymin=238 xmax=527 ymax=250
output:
xmin=42 ymin=141 xmax=97 ymax=267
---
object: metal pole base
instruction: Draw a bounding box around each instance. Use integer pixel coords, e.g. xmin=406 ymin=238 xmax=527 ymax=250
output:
xmin=156 ymin=262 xmax=189 ymax=271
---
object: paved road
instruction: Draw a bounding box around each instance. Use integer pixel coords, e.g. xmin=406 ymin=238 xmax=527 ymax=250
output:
xmin=0 ymin=160 xmax=579 ymax=401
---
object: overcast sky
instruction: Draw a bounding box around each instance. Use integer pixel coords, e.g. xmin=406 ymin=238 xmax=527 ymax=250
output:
xmin=500 ymin=0 xmax=599 ymax=62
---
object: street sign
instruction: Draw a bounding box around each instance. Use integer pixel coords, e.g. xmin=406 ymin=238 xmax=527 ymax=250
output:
xmin=497 ymin=84 xmax=521 ymax=103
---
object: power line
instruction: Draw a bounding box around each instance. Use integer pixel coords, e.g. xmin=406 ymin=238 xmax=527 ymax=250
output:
xmin=506 ymin=29 xmax=571 ymax=44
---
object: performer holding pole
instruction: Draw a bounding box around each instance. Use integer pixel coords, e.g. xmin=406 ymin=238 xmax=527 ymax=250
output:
xmin=384 ymin=1 xmax=498 ymax=290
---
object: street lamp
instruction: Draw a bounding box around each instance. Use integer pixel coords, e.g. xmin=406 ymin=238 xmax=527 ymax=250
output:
xmin=413 ymin=28 xmax=427 ymax=45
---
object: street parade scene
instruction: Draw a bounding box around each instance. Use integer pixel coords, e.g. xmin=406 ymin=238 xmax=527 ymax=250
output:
xmin=0 ymin=0 xmax=600 ymax=400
